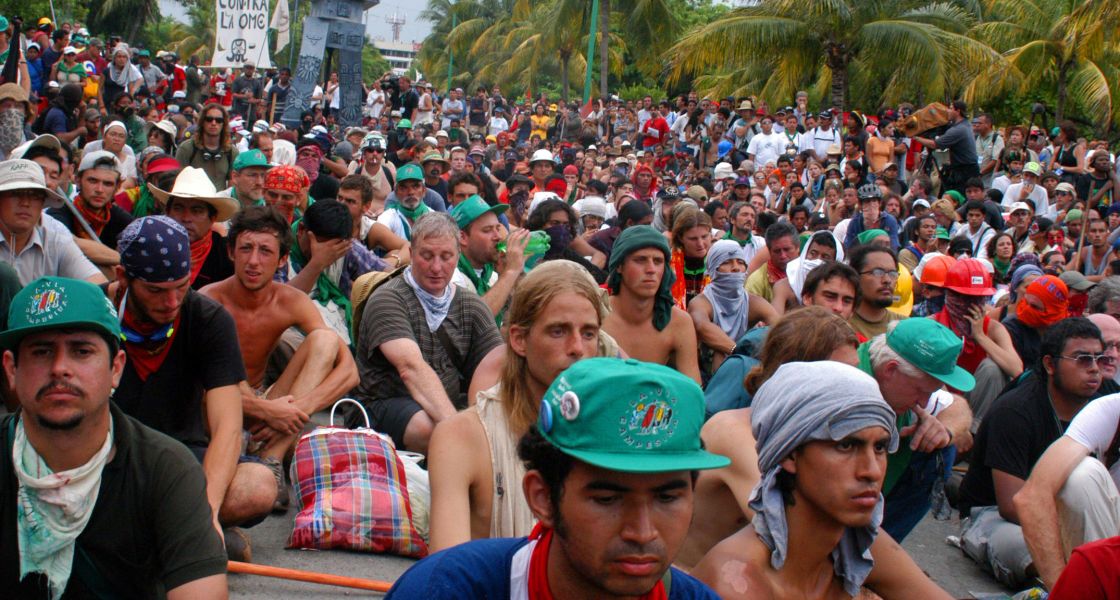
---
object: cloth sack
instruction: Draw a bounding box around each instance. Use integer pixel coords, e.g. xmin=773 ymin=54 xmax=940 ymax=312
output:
xmin=287 ymin=399 xmax=428 ymax=558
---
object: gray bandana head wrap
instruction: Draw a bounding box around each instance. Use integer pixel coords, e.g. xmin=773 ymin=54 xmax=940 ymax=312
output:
xmin=702 ymin=240 xmax=750 ymax=342
xmin=749 ymin=361 xmax=899 ymax=596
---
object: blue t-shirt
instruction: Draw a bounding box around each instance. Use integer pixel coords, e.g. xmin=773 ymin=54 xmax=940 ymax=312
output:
xmin=43 ymin=106 xmax=70 ymax=135
xmin=386 ymin=537 xmax=719 ymax=599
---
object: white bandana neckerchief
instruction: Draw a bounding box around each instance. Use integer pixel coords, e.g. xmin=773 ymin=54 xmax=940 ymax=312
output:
xmin=14 ymin=416 xmax=114 ymax=600
xmin=403 ymin=266 xmax=455 ymax=332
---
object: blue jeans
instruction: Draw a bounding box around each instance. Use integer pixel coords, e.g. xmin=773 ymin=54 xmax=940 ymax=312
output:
xmin=881 ymin=445 xmax=955 ymax=541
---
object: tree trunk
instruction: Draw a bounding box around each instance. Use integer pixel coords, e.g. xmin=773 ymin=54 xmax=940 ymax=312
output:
xmin=826 ymin=45 xmax=848 ymax=111
xmin=1056 ymin=60 xmax=1071 ymax=122
xmin=599 ymin=0 xmax=610 ymax=101
xmin=560 ymin=52 xmax=570 ymax=103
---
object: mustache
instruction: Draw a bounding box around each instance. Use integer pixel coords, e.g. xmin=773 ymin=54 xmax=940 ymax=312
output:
xmin=36 ymin=380 xmax=85 ymax=401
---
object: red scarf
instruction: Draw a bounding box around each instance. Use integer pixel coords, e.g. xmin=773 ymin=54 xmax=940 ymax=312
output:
xmin=74 ymin=196 xmax=111 ymax=239
xmin=526 ymin=524 xmax=668 ymax=600
xmin=189 ymin=232 xmax=214 ymax=284
xmin=121 ymin=307 xmax=180 ymax=381
xmin=766 ymin=259 xmax=788 ymax=285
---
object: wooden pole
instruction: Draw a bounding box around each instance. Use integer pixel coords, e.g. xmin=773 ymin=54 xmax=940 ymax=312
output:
xmin=227 ymin=561 xmax=393 ymax=593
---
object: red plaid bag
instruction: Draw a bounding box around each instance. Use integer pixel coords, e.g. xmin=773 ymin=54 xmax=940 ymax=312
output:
xmin=286 ymin=399 xmax=428 ymax=558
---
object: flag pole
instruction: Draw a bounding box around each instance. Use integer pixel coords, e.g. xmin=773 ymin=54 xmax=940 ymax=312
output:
xmin=582 ymin=0 xmax=599 ymax=105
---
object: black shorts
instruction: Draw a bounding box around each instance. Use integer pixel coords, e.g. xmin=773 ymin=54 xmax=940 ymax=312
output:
xmin=356 ymin=396 xmax=424 ymax=451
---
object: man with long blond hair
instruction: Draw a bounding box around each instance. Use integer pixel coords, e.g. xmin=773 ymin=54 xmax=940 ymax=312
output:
xmin=426 ymin=260 xmax=613 ymax=552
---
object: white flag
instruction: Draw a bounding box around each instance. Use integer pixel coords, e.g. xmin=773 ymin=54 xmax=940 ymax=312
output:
xmin=270 ymin=0 xmax=291 ymax=53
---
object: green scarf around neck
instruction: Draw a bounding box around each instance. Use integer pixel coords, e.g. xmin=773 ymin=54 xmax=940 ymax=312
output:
xmin=289 ymin=221 xmax=353 ymax=328
xmin=457 ymin=253 xmax=495 ymax=295
xmin=131 ymin=183 xmax=157 ymax=218
xmin=386 ymin=198 xmax=432 ymax=239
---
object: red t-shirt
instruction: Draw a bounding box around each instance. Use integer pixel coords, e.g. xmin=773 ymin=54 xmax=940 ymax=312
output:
xmin=641 ymin=115 xmax=670 ymax=149
xmin=1048 ymin=536 xmax=1120 ymax=599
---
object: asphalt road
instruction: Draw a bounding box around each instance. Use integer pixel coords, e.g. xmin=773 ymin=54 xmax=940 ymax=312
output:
xmin=230 ymin=509 xmax=1018 ymax=599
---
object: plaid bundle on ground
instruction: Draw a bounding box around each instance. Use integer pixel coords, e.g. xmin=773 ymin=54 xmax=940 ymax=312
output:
xmin=287 ymin=426 xmax=428 ymax=558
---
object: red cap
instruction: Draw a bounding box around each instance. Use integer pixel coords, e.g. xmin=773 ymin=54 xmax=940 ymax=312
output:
xmin=944 ymin=258 xmax=995 ymax=296
xmin=145 ymin=156 xmax=181 ymax=175
xmin=562 ymin=164 xmax=579 ymax=176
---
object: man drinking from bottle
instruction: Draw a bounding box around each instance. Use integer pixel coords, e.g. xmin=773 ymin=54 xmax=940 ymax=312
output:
xmin=451 ymin=195 xmax=529 ymax=318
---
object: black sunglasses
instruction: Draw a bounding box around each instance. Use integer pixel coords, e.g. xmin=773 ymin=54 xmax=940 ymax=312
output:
xmin=204 ymin=116 xmax=224 ymax=123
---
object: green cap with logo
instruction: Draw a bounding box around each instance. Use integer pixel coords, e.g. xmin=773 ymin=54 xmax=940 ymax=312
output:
xmin=0 ymin=277 xmax=123 ymax=350
xmin=450 ymin=194 xmax=508 ymax=230
xmin=885 ymin=319 xmax=975 ymax=392
xmin=233 ymin=148 xmax=271 ymax=171
xmin=536 ymin=358 xmax=730 ymax=473
xmin=396 ymin=163 xmax=424 ymax=183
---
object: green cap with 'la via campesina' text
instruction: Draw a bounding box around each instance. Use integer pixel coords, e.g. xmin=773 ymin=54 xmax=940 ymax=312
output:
xmin=536 ymin=357 xmax=730 ymax=473
xmin=0 ymin=276 xmax=123 ymax=350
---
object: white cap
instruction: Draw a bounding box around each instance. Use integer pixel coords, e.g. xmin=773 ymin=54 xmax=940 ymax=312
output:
xmin=252 ymin=119 xmax=270 ymax=133
xmin=713 ymin=162 xmax=734 ymax=180
xmin=578 ymin=196 xmax=607 ymax=219
xmin=1008 ymin=201 xmax=1032 ymax=214
xmin=11 ymin=134 xmax=63 ymax=160
xmin=527 ymin=191 xmax=562 ymax=219
xmin=424 ymin=136 xmax=438 ymax=146
xmin=911 ymin=199 xmax=931 ymax=210
xmin=63 ymin=46 xmax=78 ymax=55
xmin=587 ymin=144 xmax=597 ymax=151
xmin=529 ymin=149 xmax=555 ymax=164
xmin=435 ymin=130 xmax=449 ymax=138
xmin=78 ymin=150 xmax=122 ymax=174
xmin=0 ymin=159 xmax=65 ymax=203
xmin=172 ymin=90 xmax=186 ymax=99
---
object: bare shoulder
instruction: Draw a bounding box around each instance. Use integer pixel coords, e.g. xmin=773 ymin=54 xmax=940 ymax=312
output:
xmin=701 ymin=408 xmax=752 ymax=449
xmin=669 ymin=306 xmax=696 ymax=331
xmin=197 ymin=277 xmax=228 ymax=299
xmin=690 ymin=526 xmax=768 ymax=597
xmin=429 ymin=409 xmax=488 ymax=477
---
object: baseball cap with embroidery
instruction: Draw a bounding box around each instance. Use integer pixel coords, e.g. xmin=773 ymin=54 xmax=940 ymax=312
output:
xmin=0 ymin=277 xmax=123 ymax=350
xmin=535 ymin=358 xmax=730 ymax=473
xmin=233 ymin=149 xmax=271 ymax=170
xmin=396 ymin=163 xmax=424 ymax=183
xmin=451 ymin=194 xmax=508 ymax=230
xmin=884 ymin=319 xmax=975 ymax=392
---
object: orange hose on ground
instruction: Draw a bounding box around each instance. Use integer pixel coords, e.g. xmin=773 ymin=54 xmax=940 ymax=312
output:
xmin=228 ymin=560 xmax=393 ymax=593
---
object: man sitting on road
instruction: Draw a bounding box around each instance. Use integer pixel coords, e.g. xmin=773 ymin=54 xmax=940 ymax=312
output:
xmin=848 ymin=244 xmax=906 ymax=340
xmin=800 ymin=261 xmax=859 ymax=320
xmin=958 ymin=317 xmax=1105 ymax=587
xmin=353 ymin=212 xmax=504 ymax=453
xmin=219 ymin=148 xmax=271 ymax=213
xmin=201 ymin=206 xmax=358 ymax=475
xmin=379 ymin=163 xmax=438 ymax=242
xmin=387 ymin=358 xmax=730 ymax=599
xmin=335 ymin=174 xmax=411 ymax=267
xmin=0 ymin=276 xmax=227 ymax=597
xmin=47 ymin=150 xmax=134 ymax=272
xmin=154 ymin=166 xmax=239 ymax=290
xmin=745 ymin=222 xmax=800 ymax=302
xmin=692 ymin=361 xmax=951 ymax=599
xmin=450 ymin=194 xmax=528 ymax=318
xmin=602 ymin=225 xmax=701 ymax=383
xmin=427 ymin=261 xmax=606 ymax=552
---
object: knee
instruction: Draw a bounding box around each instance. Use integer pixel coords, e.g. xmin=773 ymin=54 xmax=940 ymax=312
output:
xmin=304 ymin=328 xmax=340 ymax=355
xmin=1058 ymin=457 xmax=1113 ymax=510
xmin=403 ymin=412 xmax=435 ymax=453
xmin=224 ymin=463 xmax=279 ymax=519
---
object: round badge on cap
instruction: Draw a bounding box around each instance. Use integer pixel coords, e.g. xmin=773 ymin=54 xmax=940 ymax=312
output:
xmin=559 ymin=391 xmax=580 ymax=421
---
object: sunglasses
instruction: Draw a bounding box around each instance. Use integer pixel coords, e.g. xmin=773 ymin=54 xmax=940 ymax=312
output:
xmin=1059 ymin=353 xmax=1117 ymax=369
xmin=204 ymin=116 xmax=224 ymax=123
xmin=202 ymin=151 xmax=224 ymax=161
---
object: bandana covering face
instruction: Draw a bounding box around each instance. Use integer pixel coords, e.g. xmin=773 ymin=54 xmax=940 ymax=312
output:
xmin=786 ymin=231 xmax=845 ymax=299
xmin=295 ymin=144 xmax=322 ymax=184
xmin=403 ymin=266 xmax=455 ymax=332
xmin=702 ymin=240 xmax=750 ymax=342
xmin=116 ymin=216 xmax=191 ymax=282
xmin=14 ymin=417 xmax=115 ymax=600
xmin=0 ymin=108 xmax=25 ymax=156
xmin=542 ymin=225 xmax=571 ymax=260
xmin=265 ymin=164 xmax=309 ymax=195
xmin=750 ymin=361 xmax=899 ymax=598
xmin=607 ymin=225 xmax=675 ymax=331
xmin=1017 ymin=275 xmax=1069 ymax=328
xmin=943 ymin=290 xmax=989 ymax=338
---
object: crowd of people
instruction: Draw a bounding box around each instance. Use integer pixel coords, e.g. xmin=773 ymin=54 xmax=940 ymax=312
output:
xmin=5 ymin=13 xmax=1120 ymax=600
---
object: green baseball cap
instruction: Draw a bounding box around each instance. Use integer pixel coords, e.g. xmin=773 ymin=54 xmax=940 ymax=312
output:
xmin=396 ymin=163 xmax=424 ymax=183
xmin=885 ymin=319 xmax=975 ymax=392
xmin=0 ymin=277 xmax=123 ymax=350
xmin=233 ymin=149 xmax=271 ymax=171
xmin=536 ymin=358 xmax=730 ymax=473
xmin=398 ymin=119 xmax=412 ymax=130
xmin=935 ymin=226 xmax=951 ymax=240
xmin=137 ymin=49 xmax=150 ymax=57
xmin=451 ymin=194 xmax=508 ymax=229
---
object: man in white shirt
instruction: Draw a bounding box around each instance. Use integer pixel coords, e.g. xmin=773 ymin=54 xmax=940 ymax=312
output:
xmin=441 ymin=88 xmax=464 ymax=130
xmin=366 ymin=85 xmax=386 ymax=120
xmin=746 ymin=115 xmax=785 ymax=170
xmin=802 ymin=110 xmax=841 ymax=161
xmin=957 ymin=200 xmax=997 ymax=259
xmin=1003 ymin=161 xmax=1051 ymax=218
xmin=487 ymin=107 xmax=509 ymax=138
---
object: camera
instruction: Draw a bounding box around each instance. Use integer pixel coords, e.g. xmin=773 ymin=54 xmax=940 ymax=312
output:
xmin=381 ymin=75 xmax=399 ymax=94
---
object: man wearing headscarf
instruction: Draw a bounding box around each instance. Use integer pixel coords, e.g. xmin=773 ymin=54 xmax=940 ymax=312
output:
xmin=1003 ymin=274 xmax=1070 ymax=369
xmin=770 ymin=230 xmax=844 ymax=313
xmin=692 ymin=361 xmax=951 ymax=599
xmin=630 ymin=163 xmax=658 ymax=203
xmin=603 ymin=225 xmax=701 ymax=383
xmin=687 ymin=240 xmax=777 ymax=373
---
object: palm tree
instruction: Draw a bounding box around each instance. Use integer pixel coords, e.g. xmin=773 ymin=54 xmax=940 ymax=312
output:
xmin=164 ymin=0 xmax=216 ymax=63
xmin=595 ymin=0 xmax=678 ymax=100
xmin=666 ymin=0 xmax=1001 ymax=111
xmin=967 ymin=0 xmax=1120 ymax=125
xmin=95 ymin=0 xmax=161 ymax=43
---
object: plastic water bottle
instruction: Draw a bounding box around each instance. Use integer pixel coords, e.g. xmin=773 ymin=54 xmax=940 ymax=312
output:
xmin=497 ymin=230 xmax=551 ymax=271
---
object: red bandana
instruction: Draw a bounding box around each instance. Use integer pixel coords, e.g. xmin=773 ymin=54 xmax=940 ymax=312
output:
xmin=121 ymin=307 xmax=180 ymax=381
xmin=189 ymin=231 xmax=214 ymax=284
xmin=74 ymin=196 xmax=111 ymax=239
xmin=766 ymin=259 xmax=788 ymax=285
xmin=526 ymin=524 xmax=668 ymax=600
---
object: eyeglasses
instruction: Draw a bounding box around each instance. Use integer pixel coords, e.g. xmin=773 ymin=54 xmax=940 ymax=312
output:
xmin=1059 ymin=353 xmax=1116 ymax=369
xmin=204 ymin=116 xmax=224 ymax=124
xmin=859 ymin=268 xmax=899 ymax=281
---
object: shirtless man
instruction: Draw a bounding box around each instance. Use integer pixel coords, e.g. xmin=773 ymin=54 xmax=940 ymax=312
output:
xmin=603 ymin=225 xmax=701 ymax=383
xmin=1075 ymin=219 xmax=1114 ymax=282
xmin=201 ymin=205 xmax=359 ymax=465
xmin=427 ymin=261 xmax=603 ymax=552
xmin=693 ymin=361 xmax=951 ymax=599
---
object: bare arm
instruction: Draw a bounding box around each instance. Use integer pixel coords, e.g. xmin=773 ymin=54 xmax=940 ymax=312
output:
xmin=201 ymin=384 xmax=242 ymax=524
xmin=687 ymin=295 xmax=736 ymax=356
xmin=73 ymin=236 xmax=120 ymax=267
xmin=569 ymin=236 xmax=607 ymax=268
xmin=747 ymin=247 xmax=769 ymax=274
xmin=748 ymin=292 xmax=779 ymax=325
xmin=993 ymin=469 xmax=1027 ymax=524
xmin=971 ymin=318 xmax=1023 ymax=378
xmin=380 ymin=338 xmax=457 ymax=422
xmin=290 ymin=304 xmax=359 ymax=414
xmin=427 ymin=412 xmax=484 ymax=552
xmin=479 ymin=228 xmax=528 ymax=316
xmin=670 ymin=308 xmax=702 ymax=384
xmin=701 ymin=409 xmax=759 ymax=519
xmin=1014 ymin=436 xmax=1091 ymax=589
xmin=864 ymin=531 xmax=953 ymax=599
xmin=286 ymin=235 xmax=350 ymax=294
xmin=166 ymin=574 xmax=228 ymax=600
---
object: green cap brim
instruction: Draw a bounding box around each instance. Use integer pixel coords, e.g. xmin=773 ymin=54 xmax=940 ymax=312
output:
xmin=926 ymin=365 xmax=976 ymax=393
xmin=0 ymin=320 xmax=121 ymax=351
xmin=556 ymin=446 xmax=731 ymax=474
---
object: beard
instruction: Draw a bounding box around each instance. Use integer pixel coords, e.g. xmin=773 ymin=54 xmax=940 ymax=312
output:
xmin=34 ymin=380 xmax=87 ymax=430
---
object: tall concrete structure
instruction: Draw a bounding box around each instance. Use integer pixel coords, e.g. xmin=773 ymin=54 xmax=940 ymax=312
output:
xmin=282 ymin=0 xmax=379 ymax=127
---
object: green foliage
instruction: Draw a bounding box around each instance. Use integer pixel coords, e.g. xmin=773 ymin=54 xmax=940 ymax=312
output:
xmin=615 ymin=83 xmax=664 ymax=103
xmin=0 ymin=3 xmax=86 ymax=28
xmin=362 ymin=43 xmax=391 ymax=81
